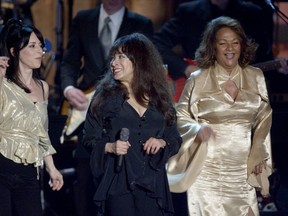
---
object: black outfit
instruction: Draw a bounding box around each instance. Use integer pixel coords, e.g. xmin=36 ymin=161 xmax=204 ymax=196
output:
xmin=60 ymin=6 xmax=154 ymax=216
xmin=0 ymin=154 xmax=42 ymax=216
xmin=153 ymin=0 xmax=274 ymax=81
xmin=83 ymin=91 xmax=182 ymax=216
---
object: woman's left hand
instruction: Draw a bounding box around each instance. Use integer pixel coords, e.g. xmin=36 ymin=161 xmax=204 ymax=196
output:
xmin=47 ymin=168 xmax=64 ymax=191
xmin=252 ymin=160 xmax=267 ymax=175
xmin=143 ymin=137 xmax=166 ymax=155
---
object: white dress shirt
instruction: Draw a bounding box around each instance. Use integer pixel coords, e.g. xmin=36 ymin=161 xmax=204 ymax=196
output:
xmin=99 ymin=4 xmax=125 ymax=44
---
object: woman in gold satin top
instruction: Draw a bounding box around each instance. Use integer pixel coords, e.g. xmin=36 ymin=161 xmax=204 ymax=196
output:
xmin=0 ymin=19 xmax=63 ymax=216
xmin=167 ymin=16 xmax=272 ymax=216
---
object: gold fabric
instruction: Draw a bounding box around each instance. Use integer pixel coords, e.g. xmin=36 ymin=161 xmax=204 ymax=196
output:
xmin=0 ymin=78 xmax=56 ymax=167
xmin=167 ymin=63 xmax=272 ymax=216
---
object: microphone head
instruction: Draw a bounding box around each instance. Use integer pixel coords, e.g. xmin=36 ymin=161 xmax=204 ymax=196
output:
xmin=120 ymin=128 xmax=129 ymax=141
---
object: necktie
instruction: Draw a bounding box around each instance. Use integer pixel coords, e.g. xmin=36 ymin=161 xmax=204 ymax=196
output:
xmin=100 ymin=16 xmax=112 ymax=58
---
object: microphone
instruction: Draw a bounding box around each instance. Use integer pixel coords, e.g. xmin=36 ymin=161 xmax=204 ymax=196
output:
xmin=115 ymin=128 xmax=130 ymax=173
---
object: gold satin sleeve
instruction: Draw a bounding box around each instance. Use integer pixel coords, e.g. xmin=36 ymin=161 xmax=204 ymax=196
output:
xmin=167 ymin=70 xmax=208 ymax=192
xmin=246 ymin=68 xmax=273 ymax=197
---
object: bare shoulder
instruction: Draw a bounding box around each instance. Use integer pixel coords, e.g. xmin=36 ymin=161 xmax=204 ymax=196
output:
xmin=41 ymin=80 xmax=50 ymax=100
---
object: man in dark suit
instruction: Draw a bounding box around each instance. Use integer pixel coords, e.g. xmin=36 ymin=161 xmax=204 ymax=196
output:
xmin=60 ymin=1 xmax=153 ymax=215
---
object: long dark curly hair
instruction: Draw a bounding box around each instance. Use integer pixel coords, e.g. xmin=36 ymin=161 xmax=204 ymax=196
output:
xmin=195 ymin=16 xmax=258 ymax=69
xmin=0 ymin=18 xmax=45 ymax=93
xmin=90 ymin=33 xmax=176 ymax=126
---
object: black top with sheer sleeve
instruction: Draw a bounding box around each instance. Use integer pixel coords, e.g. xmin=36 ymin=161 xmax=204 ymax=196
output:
xmin=82 ymin=91 xmax=182 ymax=214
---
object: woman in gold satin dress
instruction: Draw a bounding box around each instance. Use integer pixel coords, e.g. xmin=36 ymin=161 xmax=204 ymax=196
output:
xmin=167 ymin=16 xmax=273 ymax=216
xmin=0 ymin=19 xmax=63 ymax=215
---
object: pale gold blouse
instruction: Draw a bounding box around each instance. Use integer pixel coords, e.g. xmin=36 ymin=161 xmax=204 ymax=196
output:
xmin=0 ymin=78 xmax=56 ymax=167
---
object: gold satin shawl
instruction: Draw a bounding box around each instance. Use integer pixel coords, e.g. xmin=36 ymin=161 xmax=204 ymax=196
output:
xmin=167 ymin=63 xmax=272 ymax=197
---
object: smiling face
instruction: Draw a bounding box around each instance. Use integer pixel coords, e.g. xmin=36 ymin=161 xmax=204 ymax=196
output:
xmin=215 ymin=27 xmax=241 ymax=73
xmin=110 ymin=51 xmax=134 ymax=86
xmin=18 ymin=32 xmax=44 ymax=70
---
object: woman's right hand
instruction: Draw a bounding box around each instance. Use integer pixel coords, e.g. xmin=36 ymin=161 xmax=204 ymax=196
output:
xmin=196 ymin=125 xmax=215 ymax=142
xmin=0 ymin=57 xmax=9 ymax=78
xmin=105 ymin=140 xmax=131 ymax=155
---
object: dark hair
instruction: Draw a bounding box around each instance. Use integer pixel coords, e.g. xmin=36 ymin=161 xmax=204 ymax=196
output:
xmin=90 ymin=33 xmax=176 ymax=126
xmin=195 ymin=16 xmax=258 ymax=68
xmin=0 ymin=18 xmax=45 ymax=93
